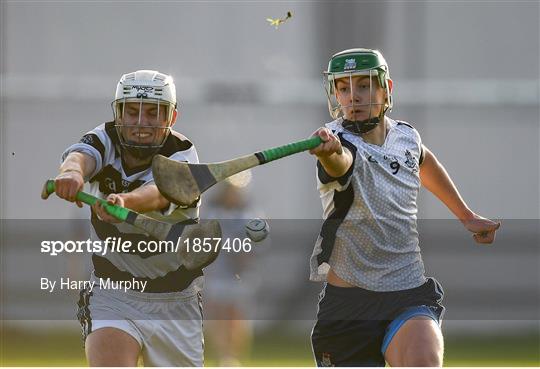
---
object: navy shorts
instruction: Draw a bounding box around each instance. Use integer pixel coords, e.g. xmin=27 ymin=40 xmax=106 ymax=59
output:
xmin=311 ymin=277 xmax=445 ymax=367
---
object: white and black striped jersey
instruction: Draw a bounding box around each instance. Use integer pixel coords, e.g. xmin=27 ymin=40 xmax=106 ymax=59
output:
xmin=310 ymin=117 xmax=427 ymax=291
xmin=62 ymin=122 xmax=203 ymax=292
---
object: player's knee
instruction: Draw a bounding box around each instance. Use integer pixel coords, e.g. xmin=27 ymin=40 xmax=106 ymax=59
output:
xmin=403 ymin=347 xmax=443 ymax=367
xmin=85 ymin=328 xmax=140 ymax=366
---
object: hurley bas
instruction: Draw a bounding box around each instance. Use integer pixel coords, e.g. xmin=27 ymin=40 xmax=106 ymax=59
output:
xmin=41 ymin=277 xmax=148 ymax=293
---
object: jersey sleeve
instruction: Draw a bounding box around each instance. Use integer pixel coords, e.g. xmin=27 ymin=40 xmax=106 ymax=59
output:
xmin=316 ymin=132 xmax=357 ymax=187
xmin=418 ymin=133 xmax=425 ymax=165
xmin=61 ymin=123 xmax=112 ymax=178
xmin=412 ymin=126 xmax=425 ymax=165
xmin=396 ymin=120 xmax=425 ymax=166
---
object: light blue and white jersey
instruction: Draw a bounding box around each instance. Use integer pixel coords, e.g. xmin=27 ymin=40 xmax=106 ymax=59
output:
xmin=310 ymin=117 xmax=426 ymax=291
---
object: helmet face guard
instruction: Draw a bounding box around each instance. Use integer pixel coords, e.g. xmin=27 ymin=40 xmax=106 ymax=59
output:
xmin=324 ymin=48 xmax=392 ymax=135
xmin=111 ymin=70 xmax=177 ymax=159
xmin=112 ymin=98 xmax=175 ymax=159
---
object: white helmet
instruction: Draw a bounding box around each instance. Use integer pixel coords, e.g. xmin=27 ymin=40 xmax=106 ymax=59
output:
xmin=112 ymin=70 xmax=177 ymax=158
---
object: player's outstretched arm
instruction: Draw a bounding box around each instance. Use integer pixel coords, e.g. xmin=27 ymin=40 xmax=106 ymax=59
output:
xmin=92 ymin=184 xmax=170 ymax=224
xmin=55 ymin=152 xmax=97 ymax=207
xmin=118 ymin=184 xmax=170 ymax=214
xmin=419 ymin=145 xmax=500 ymax=244
xmin=309 ymin=127 xmax=353 ymax=178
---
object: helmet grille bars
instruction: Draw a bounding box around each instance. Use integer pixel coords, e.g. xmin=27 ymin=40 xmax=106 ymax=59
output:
xmin=324 ymin=48 xmax=392 ymax=135
xmin=111 ymin=70 xmax=177 ymax=159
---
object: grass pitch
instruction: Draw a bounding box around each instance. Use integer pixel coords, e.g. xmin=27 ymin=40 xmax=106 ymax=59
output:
xmin=1 ymin=327 xmax=538 ymax=366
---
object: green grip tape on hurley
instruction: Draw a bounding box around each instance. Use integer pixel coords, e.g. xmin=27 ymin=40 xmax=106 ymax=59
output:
xmin=44 ymin=180 xmax=130 ymax=221
xmin=260 ymin=136 xmax=323 ymax=163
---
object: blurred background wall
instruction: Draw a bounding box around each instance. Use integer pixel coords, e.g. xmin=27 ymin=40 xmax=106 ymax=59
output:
xmin=2 ymin=1 xmax=538 ymax=220
xmin=1 ymin=0 xmax=538 ymax=366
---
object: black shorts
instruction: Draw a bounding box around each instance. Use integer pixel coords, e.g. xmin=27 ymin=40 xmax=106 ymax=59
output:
xmin=311 ymin=277 xmax=445 ymax=367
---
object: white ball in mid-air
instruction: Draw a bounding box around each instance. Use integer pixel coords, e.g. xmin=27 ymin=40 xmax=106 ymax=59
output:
xmin=245 ymin=218 xmax=270 ymax=242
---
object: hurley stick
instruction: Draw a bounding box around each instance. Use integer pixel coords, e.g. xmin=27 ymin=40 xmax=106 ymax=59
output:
xmin=152 ymin=136 xmax=323 ymax=206
xmin=41 ymin=180 xmax=221 ymax=270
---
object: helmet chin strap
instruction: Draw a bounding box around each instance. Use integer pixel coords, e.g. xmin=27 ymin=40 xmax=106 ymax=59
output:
xmin=342 ymin=116 xmax=380 ymax=135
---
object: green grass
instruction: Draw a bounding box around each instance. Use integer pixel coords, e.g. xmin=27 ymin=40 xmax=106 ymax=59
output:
xmin=1 ymin=328 xmax=538 ymax=366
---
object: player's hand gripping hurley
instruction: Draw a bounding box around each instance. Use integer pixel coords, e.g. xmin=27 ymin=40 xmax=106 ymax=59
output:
xmin=152 ymin=136 xmax=324 ymax=206
xmin=41 ymin=180 xmax=221 ymax=270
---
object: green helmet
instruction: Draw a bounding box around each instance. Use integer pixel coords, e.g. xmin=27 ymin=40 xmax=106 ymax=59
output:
xmin=324 ymin=48 xmax=393 ymax=134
